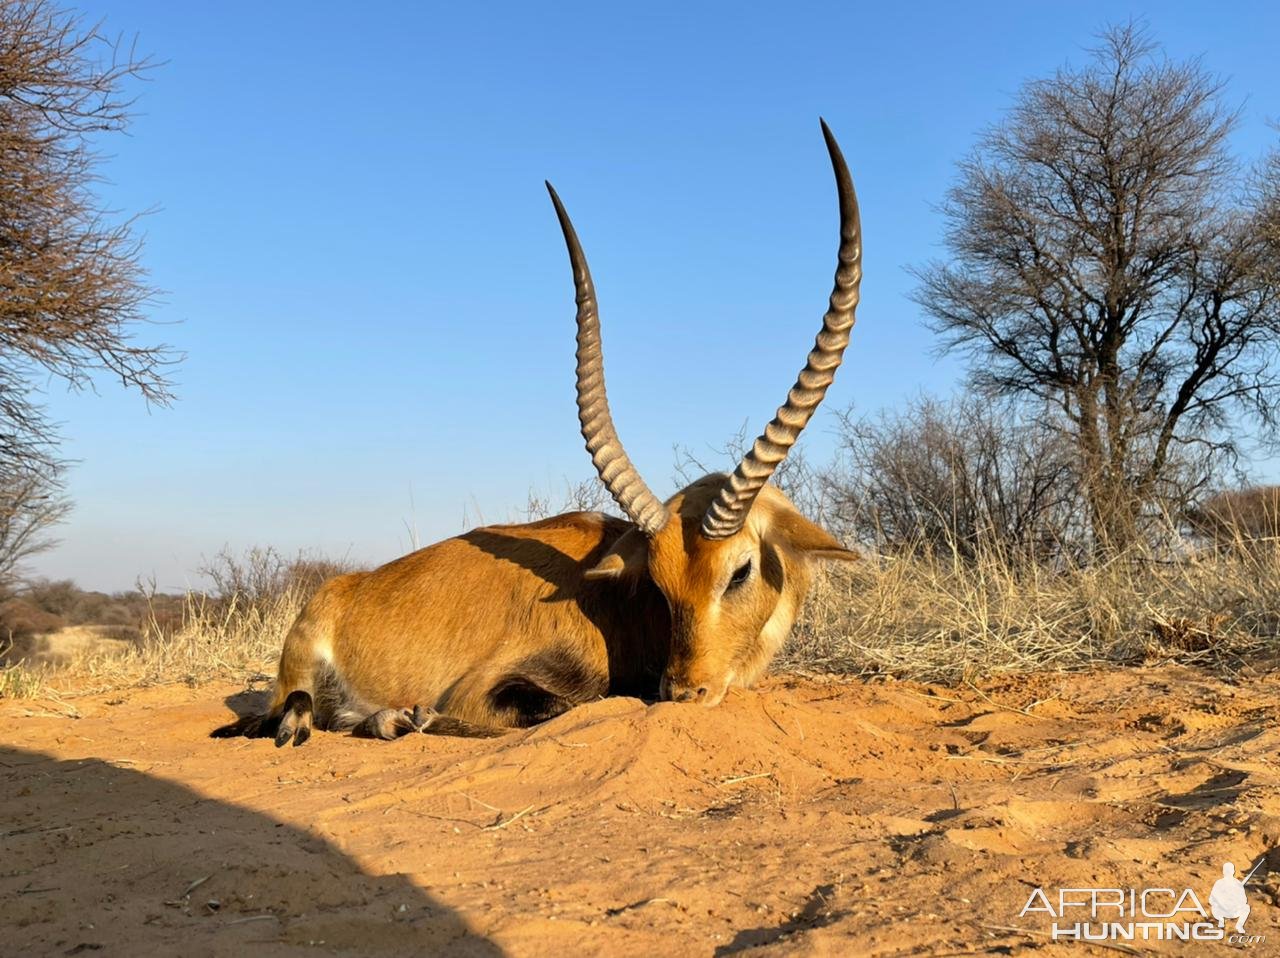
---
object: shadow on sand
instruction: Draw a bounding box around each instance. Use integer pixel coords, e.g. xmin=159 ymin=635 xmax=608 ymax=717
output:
xmin=0 ymin=744 xmax=504 ymax=956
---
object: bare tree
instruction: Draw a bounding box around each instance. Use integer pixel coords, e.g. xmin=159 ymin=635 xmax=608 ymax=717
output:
xmin=0 ymin=1 xmax=175 ymax=493
xmin=828 ymin=397 xmax=1084 ymax=561
xmin=913 ymin=24 xmax=1280 ymax=552
xmin=522 ymin=477 xmax=616 ymax=522
xmin=0 ymin=460 xmax=70 ymax=588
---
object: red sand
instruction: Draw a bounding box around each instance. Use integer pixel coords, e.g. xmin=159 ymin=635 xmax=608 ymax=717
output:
xmin=2 ymin=667 xmax=1277 ymax=955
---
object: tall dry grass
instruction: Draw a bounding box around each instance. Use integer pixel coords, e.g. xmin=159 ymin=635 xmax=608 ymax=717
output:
xmin=0 ymin=548 xmax=350 ymax=700
xmin=1 ymin=583 xmax=306 ymax=700
xmin=3 ymin=533 xmax=1277 ymax=702
xmin=781 ymin=537 xmax=1280 ymax=682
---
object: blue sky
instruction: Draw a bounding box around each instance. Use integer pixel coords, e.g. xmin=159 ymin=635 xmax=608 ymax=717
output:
xmin=28 ymin=1 xmax=1280 ymax=591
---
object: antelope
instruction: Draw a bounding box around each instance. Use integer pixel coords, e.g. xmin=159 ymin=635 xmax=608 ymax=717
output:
xmin=213 ymin=120 xmax=861 ymax=745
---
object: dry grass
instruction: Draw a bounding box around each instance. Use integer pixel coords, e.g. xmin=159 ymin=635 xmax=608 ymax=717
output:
xmin=1 ymin=586 xmax=307 ymax=700
xmin=780 ymin=539 xmax=1280 ymax=682
xmin=3 ymin=537 xmax=1278 ymax=702
xmin=0 ymin=655 xmax=47 ymax=698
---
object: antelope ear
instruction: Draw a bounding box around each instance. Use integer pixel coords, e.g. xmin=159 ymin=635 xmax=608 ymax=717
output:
xmin=584 ymin=526 xmax=650 ymax=580
xmin=772 ymin=510 xmax=859 ymax=563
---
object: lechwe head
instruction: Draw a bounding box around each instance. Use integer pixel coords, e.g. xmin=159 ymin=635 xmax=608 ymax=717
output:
xmin=547 ymin=118 xmax=862 ymax=706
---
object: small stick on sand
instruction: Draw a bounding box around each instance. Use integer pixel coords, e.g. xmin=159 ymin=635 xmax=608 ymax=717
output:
xmin=964 ymin=682 xmax=1040 ymax=717
xmin=719 ymin=772 xmax=774 ymax=787
xmin=605 ymin=897 xmax=676 ymax=917
xmin=760 ymin=703 xmax=789 ymax=737
xmin=461 ymin=792 xmax=500 ymax=814
xmin=407 ymin=809 xmax=486 ymax=829
xmin=486 ymin=805 xmax=536 ymax=830
xmin=1 ymin=823 xmax=74 ymax=839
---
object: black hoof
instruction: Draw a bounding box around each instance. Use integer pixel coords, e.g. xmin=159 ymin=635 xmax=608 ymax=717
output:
xmin=411 ymin=704 xmax=435 ymax=731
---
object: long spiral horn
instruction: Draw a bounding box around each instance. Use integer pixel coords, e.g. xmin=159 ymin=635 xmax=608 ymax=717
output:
xmin=701 ymin=119 xmax=862 ymax=539
xmin=547 ymin=182 xmax=669 ymax=536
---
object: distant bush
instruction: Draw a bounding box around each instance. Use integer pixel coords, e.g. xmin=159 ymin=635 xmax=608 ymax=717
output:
xmin=0 ymin=546 xmax=357 ymax=657
xmin=0 ymin=598 xmax=66 ymax=639
xmin=1 ymin=547 xmax=363 ymax=696
xmin=198 ymin=546 xmax=358 ymax=610
xmin=826 ymin=398 xmax=1085 ymax=562
xmin=1187 ymin=486 xmax=1280 ymax=552
xmin=17 ymin=578 xmax=184 ymax=639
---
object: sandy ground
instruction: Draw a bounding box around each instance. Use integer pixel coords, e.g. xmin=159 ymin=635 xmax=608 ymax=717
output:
xmin=1 ymin=666 xmax=1278 ymax=957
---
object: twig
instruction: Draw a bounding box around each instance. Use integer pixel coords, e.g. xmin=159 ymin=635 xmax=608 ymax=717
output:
xmin=460 ymin=792 xmax=500 ymax=814
xmin=485 ymin=805 xmax=536 ymax=830
xmin=605 ymin=897 xmax=677 ymax=917
xmin=898 ymin=686 xmax=969 ymax=707
xmin=963 ymin=681 xmax=1039 ymax=716
xmin=760 ymin=703 xmax=789 ymax=737
xmin=719 ymin=772 xmax=774 ymax=787
xmin=552 ymin=732 xmax=616 ymax=749
xmin=1 ymin=823 xmax=74 ymax=839
xmin=946 ymin=754 xmax=1064 ymax=768
xmin=405 ymin=810 xmax=487 ymax=830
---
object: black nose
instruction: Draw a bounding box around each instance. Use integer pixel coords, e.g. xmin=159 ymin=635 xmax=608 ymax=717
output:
xmin=670 ymin=685 xmax=709 ymax=703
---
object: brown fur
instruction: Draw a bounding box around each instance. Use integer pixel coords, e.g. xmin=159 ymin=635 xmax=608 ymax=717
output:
xmin=214 ymin=476 xmax=854 ymax=744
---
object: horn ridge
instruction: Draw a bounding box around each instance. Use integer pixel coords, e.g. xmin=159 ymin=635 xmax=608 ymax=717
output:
xmin=546 ymin=182 xmax=669 ymax=536
xmin=701 ymin=119 xmax=863 ymax=540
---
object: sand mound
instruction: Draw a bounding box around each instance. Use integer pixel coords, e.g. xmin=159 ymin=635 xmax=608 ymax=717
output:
xmin=2 ymin=666 xmax=1278 ymax=955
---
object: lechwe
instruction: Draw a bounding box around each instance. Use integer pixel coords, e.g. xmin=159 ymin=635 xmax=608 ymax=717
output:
xmin=214 ymin=120 xmax=861 ymax=745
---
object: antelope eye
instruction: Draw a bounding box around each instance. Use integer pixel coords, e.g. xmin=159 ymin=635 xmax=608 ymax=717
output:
xmin=726 ymin=560 xmax=752 ymax=592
